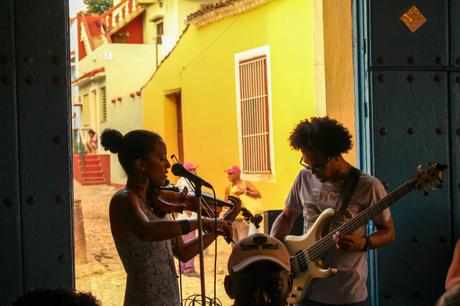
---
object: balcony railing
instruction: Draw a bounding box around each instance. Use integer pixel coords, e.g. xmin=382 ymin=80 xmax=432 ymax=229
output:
xmin=101 ymin=0 xmax=141 ymax=33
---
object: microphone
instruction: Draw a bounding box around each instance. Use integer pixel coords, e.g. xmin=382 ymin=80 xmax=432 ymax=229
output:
xmin=171 ymin=163 xmax=213 ymax=188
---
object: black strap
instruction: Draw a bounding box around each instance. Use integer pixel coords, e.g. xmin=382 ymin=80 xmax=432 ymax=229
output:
xmin=335 ymin=166 xmax=362 ymax=216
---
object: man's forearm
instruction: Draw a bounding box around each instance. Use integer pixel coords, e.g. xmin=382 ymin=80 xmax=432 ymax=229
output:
xmin=270 ymin=213 xmax=295 ymax=241
xmin=369 ymin=218 xmax=395 ymax=249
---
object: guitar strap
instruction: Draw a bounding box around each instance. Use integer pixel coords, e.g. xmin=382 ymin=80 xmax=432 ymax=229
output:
xmin=334 ymin=166 xmax=362 ymax=217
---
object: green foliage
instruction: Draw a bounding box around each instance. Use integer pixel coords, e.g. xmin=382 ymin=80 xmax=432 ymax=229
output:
xmin=83 ymin=0 xmax=113 ymax=15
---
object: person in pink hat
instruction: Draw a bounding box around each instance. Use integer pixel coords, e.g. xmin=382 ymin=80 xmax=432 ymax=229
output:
xmin=224 ymin=165 xmax=262 ymax=244
xmin=175 ymin=162 xmax=200 ymax=276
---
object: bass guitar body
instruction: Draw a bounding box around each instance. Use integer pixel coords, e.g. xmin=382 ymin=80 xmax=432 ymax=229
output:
xmin=283 ymin=208 xmax=337 ymax=304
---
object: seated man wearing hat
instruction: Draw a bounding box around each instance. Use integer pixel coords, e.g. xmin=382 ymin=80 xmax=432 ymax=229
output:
xmin=225 ymin=233 xmax=292 ymax=306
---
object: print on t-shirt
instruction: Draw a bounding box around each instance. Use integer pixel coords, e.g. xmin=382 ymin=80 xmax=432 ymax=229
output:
xmin=304 ymin=187 xmax=356 ymax=234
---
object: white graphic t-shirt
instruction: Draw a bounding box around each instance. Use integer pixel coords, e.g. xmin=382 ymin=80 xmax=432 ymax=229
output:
xmin=285 ymin=168 xmax=391 ymax=304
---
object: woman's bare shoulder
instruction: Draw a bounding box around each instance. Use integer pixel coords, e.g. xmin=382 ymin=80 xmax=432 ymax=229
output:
xmin=110 ymin=188 xmax=137 ymax=208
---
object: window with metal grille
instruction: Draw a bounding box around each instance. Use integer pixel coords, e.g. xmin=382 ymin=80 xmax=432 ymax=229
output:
xmin=156 ymin=20 xmax=164 ymax=44
xmin=237 ymin=54 xmax=272 ymax=174
xmin=100 ymin=87 xmax=107 ymax=122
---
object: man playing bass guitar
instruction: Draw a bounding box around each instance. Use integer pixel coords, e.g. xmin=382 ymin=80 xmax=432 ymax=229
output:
xmin=271 ymin=117 xmax=395 ymax=306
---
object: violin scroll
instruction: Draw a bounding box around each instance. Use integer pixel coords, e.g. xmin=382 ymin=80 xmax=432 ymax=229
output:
xmin=241 ymin=207 xmax=263 ymax=229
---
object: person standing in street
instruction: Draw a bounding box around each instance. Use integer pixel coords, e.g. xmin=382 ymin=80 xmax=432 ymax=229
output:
xmin=224 ymin=165 xmax=262 ymax=243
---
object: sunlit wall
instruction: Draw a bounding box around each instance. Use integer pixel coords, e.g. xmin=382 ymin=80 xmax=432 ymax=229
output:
xmin=142 ymin=0 xmax=319 ymax=211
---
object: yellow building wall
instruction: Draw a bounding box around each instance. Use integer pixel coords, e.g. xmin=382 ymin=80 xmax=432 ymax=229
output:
xmin=143 ymin=0 xmax=207 ymax=45
xmin=323 ymin=0 xmax=357 ymax=165
xmin=78 ymin=43 xmax=156 ymax=184
xmin=142 ymin=0 xmax=317 ymax=211
xmin=79 ymin=44 xmax=156 ymax=98
xmin=76 ymin=77 xmax=105 ymax=133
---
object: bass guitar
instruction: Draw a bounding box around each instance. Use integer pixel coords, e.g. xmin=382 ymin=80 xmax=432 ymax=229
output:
xmin=284 ymin=163 xmax=447 ymax=304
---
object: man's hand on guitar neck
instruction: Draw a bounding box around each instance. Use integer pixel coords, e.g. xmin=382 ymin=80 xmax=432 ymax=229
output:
xmin=333 ymin=217 xmax=395 ymax=252
xmin=332 ymin=232 xmax=367 ymax=252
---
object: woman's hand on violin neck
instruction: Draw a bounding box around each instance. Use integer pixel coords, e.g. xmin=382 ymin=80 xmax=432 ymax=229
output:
xmin=202 ymin=217 xmax=229 ymax=231
xmin=202 ymin=217 xmax=232 ymax=237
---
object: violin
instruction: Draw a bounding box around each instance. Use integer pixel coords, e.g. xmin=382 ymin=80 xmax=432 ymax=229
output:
xmin=147 ymin=184 xmax=263 ymax=243
xmin=147 ymin=185 xmax=240 ymax=243
xmin=151 ymin=185 xmax=263 ymax=229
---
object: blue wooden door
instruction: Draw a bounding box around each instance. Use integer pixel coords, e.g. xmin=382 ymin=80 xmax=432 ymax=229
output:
xmin=0 ymin=1 xmax=73 ymax=304
xmin=362 ymin=1 xmax=459 ymax=305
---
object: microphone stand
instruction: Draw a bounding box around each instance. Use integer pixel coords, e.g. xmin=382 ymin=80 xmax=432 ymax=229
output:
xmin=194 ymin=182 xmax=206 ymax=306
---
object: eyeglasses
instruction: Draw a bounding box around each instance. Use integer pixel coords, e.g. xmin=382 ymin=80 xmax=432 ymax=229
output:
xmin=299 ymin=156 xmax=330 ymax=173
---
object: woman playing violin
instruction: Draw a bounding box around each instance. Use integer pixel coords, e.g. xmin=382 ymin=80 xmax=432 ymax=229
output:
xmin=101 ymin=129 xmax=234 ymax=306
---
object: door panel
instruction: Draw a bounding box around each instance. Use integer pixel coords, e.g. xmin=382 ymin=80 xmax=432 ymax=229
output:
xmin=370 ymin=0 xmax=448 ymax=68
xmin=0 ymin=1 xmax=23 ymax=304
xmin=366 ymin=1 xmax=457 ymax=305
xmin=370 ymin=71 xmax=451 ymax=305
xmin=451 ymin=73 xmax=460 ymax=237
xmin=452 ymin=2 xmax=460 ymax=67
xmin=14 ymin=0 xmax=73 ymax=293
